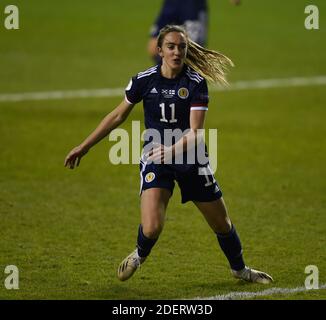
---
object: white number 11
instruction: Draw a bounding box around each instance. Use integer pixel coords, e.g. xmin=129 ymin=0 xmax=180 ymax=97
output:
xmin=159 ymin=103 xmax=177 ymax=123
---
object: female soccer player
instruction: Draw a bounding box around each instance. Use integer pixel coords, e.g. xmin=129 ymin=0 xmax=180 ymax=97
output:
xmin=64 ymin=25 xmax=273 ymax=284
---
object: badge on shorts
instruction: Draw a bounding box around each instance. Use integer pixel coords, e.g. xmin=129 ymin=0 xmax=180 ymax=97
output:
xmin=178 ymin=87 xmax=189 ymax=99
xmin=145 ymin=172 xmax=156 ymax=183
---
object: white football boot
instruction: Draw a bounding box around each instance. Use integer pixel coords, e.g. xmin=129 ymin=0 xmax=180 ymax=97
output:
xmin=232 ymin=266 xmax=274 ymax=284
xmin=117 ymin=249 xmax=146 ymax=281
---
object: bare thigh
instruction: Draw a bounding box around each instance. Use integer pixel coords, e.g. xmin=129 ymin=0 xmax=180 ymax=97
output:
xmin=140 ymin=188 xmax=171 ymax=239
xmin=194 ymin=197 xmax=232 ymax=234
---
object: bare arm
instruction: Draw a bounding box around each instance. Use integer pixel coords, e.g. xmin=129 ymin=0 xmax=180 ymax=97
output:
xmin=148 ymin=109 xmax=206 ymax=163
xmin=173 ymin=109 xmax=206 ymax=155
xmin=64 ymin=99 xmax=135 ymax=169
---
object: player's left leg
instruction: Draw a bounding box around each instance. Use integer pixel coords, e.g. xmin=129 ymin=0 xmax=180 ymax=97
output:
xmin=194 ymin=198 xmax=273 ymax=284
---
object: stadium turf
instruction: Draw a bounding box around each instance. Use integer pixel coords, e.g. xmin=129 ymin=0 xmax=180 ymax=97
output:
xmin=0 ymin=0 xmax=325 ymax=299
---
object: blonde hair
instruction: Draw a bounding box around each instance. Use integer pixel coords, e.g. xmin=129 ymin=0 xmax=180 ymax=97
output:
xmin=157 ymin=25 xmax=234 ymax=86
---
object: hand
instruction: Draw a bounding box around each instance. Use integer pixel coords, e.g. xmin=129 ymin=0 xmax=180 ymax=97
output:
xmin=64 ymin=145 xmax=88 ymax=169
xmin=146 ymin=143 xmax=173 ymax=164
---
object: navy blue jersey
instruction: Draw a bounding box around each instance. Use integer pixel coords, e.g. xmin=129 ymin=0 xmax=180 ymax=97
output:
xmin=125 ymin=63 xmax=208 ymax=141
xmin=125 ymin=64 xmax=209 ymax=171
xmin=150 ymin=0 xmax=208 ymax=46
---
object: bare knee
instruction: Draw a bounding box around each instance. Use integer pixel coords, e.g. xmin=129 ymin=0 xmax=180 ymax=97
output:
xmin=142 ymin=222 xmax=163 ymax=239
xmin=195 ymin=198 xmax=233 ymax=234
xmin=216 ymin=216 xmax=232 ymax=234
xmin=141 ymin=189 xmax=170 ymax=238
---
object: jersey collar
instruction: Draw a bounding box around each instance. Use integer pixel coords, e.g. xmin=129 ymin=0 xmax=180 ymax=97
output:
xmin=158 ymin=62 xmax=187 ymax=82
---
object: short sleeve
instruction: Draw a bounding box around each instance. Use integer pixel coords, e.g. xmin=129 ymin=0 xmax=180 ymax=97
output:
xmin=125 ymin=77 xmax=143 ymax=105
xmin=190 ymin=80 xmax=209 ymax=111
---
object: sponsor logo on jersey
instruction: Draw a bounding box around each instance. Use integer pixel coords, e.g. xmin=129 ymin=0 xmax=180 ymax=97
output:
xmin=178 ymin=87 xmax=189 ymax=99
xmin=162 ymin=89 xmax=175 ymax=98
xmin=150 ymin=87 xmax=158 ymax=94
xmin=145 ymin=172 xmax=156 ymax=183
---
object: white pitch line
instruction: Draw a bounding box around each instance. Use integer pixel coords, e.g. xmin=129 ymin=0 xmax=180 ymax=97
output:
xmin=193 ymin=283 xmax=326 ymax=300
xmin=0 ymin=75 xmax=326 ymax=103
xmin=0 ymin=87 xmax=125 ymax=103
xmin=214 ymin=75 xmax=326 ymax=91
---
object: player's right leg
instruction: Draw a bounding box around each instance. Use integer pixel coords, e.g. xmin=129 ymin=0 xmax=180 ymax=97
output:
xmin=117 ymin=188 xmax=171 ymax=281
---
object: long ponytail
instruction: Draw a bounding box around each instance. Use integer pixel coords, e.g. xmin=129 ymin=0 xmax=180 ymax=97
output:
xmin=186 ymin=39 xmax=234 ymax=85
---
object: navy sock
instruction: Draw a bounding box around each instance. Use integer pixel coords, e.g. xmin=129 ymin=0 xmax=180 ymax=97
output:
xmin=137 ymin=224 xmax=158 ymax=258
xmin=216 ymin=224 xmax=246 ymax=271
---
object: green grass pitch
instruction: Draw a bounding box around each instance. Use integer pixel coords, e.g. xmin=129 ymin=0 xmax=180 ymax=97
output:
xmin=0 ymin=0 xmax=325 ymax=299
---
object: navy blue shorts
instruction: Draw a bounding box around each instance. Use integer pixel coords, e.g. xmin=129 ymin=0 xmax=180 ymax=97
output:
xmin=150 ymin=0 xmax=208 ymax=46
xmin=139 ymin=160 xmax=222 ymax=204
